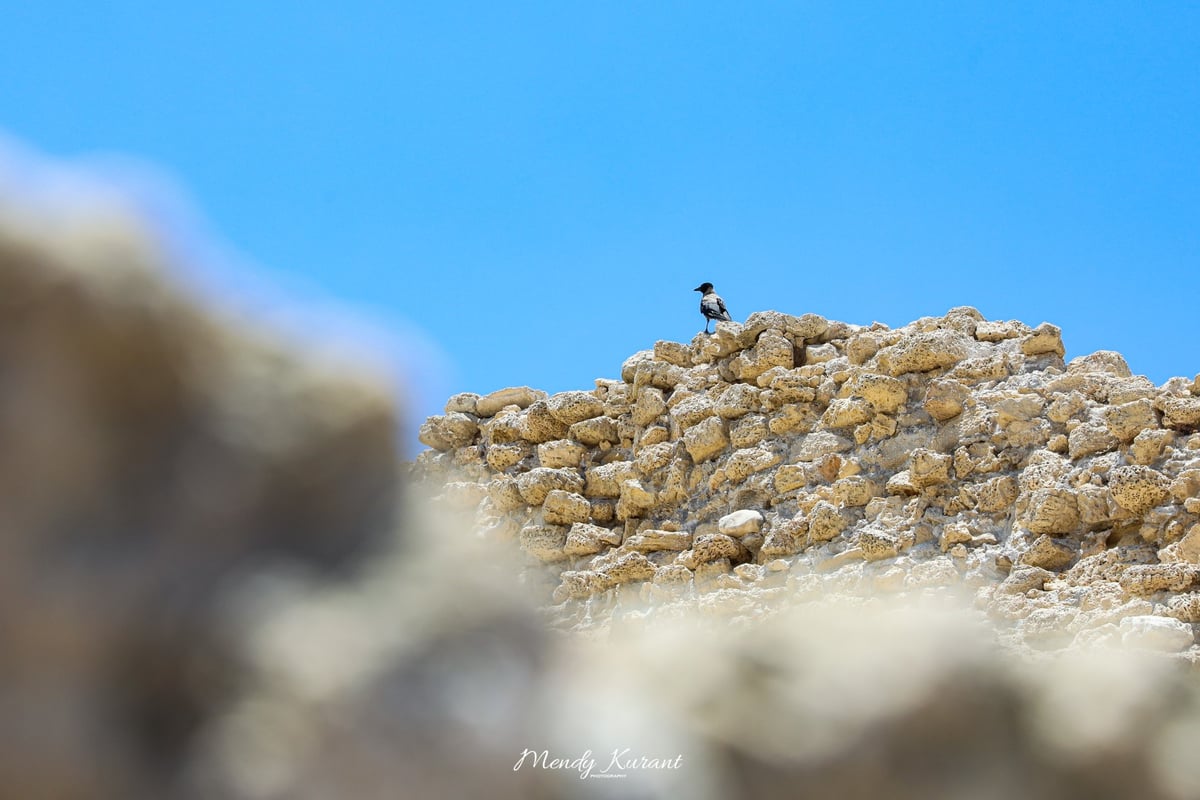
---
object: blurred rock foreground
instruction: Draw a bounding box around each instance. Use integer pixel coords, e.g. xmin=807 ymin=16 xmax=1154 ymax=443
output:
xmin=8 ymin=191 xmax=1200 ymax=800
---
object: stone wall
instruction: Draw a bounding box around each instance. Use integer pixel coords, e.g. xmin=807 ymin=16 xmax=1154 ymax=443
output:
xmin=414 ymin=306 xmax=1200 ymax=656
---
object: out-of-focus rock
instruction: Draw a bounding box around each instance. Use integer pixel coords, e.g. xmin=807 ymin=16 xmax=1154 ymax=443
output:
xmin=0 ymin=196 xmax=400 ymax=799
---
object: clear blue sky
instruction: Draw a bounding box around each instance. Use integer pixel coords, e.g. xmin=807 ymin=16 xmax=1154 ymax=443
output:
xmin=2 ymin=3 xmax=1198 ymax=451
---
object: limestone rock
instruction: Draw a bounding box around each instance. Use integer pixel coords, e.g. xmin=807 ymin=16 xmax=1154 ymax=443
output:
xmin=1108 ymin=466 xmax=1171 ymax=514
xmin=807 ymin=501 xmax=848 ymax=542
xmin=542 ymin=490 xmax=592 ymax=525
xmin=692 ymin=533 xmax=744 ymax=564
xmin=546 ymin=390 xmax=606 ymax=425
xmin=516 ymin=467 xmax=584 ymax=506
xmin=672 ymin=393 xmax=718 ymax=429
xmin=1119 ymin=564 xmax=1198 ymax=596
xmin=538 ymin=438 xmax=588 ymax=468
xmin=716 ymin=383 xmax=760 ymax=419
xmin=600 ymin=551 xmax=657 ymax=584
xmin=1020 ymin=322 xmax=1065 ymax=357
xmin=1104 ymin=398 xmax=1159 ymax=443
xmin=724 ymin=447 xmax=782 ymax=483
xmin=684 ymin=416 xmax=729 ymax=463
xmin=585 ymin=461 xmax=635 ymax=497
xmin=875 ymin=330 xmax=973 ymax=376
xmin=909 ymin=449 xmax=952 ymax=489
xmin=626 ymin=529 xmax=692 ymax=552
xmin=569 ymin=416 xmax=619 ymax=447
xmin=632 ymin=386 xmax=668 ymax=427
xmin=849 ymin=373 xmax=908 ymax=414
xmin=859 ymin=528 xmax=900 ymax=562
xmin=519 ymin=524 xmax=569 ymax=562
xmin=1019 ymin=535 xmax=1076 ymax=570
xmin=1157 ymin=395 xmax=1200 ymax=431
xmin=477 ymin=386 xmax=546 ymax=417
xmin=923 ymin=379 xmax=969 ymax=422
xmin=1024 ymin=488 xmax=1080 ymax=535
xmin=821 ymin=398 xmax=873 ymax=429
xmin=718 ymin=509 xmax=765 ymax=537
xmin=520 ymin=400 xmax=571 ymax=443
xmin=653 ymin=339 xmax=694 ymax=367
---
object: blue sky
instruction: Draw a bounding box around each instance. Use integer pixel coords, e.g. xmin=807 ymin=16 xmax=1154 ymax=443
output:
xmin=2 ymin=3 xmax=1198 ymax=451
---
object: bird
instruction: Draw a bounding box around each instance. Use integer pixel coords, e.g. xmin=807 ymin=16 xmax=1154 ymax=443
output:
xmin=693 ymin=282 xmax=732 ymax=334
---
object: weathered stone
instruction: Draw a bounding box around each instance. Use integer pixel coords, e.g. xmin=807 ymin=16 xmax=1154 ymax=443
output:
xmin=716 ymin=383 xmax=760 ymax=419
xmin=731 ymin=330 xmax=794 ymax=382
xmin=924 ymin=379 xmax=969 ymax=422
xmin=518 ymin=524 xmax=569 ymax=562
xmin=759 ymin=531 xmax=801 ymax=560
xmin=521 ymin=400 xmax=571 ymax=443
xmin=875 ymin=330 xmax=973 ymax=376
xmin=939 ymin=524 xmax=973 ymax=553
xmin=909 ymin=449 xmax=952 ymax=489
xmin=671 ymin=394 xmax=718 ymax=429
xmin=487 ymin=477 xmax=525 ymax=512
xmin=804 ymin=343 xmax=838 ymax=364
xmin=1068 ymin=350 xmax=1131 ymax=377
xmin=849 ymin=373 xmax=908 ymax=414
xmin=537 ymin=439 xmax=588 ymax=469
xmin=1108 ymin=466 xmax=1171 ymax=514
xmin=774 ymin=464 xmax=807 ymax=494
xmin=626 ymin=529 xmax=693 ymax=552
xmin=724 ymin=447 xmax=782 ymax=483
xmin=974 ymin=320 xmax=1029 ymax=342
xmin=1067 ymin=423 xmax=1119 ymax=460
xmin=795 ymin=431 xmax=853 ymax=461
xmin=516 ymin=467 xmax=584 ymax=506
xmin=418 ymin=412 xmax=479 ymax=451
xmin=569 ymin=416 xmax=619 ymax=447
xmin=684 ymin=415 xmax=729 ymax=463
xmin=1157 ymin=395 xmax=1200 ymax=431
xmin=859 ymin=528 xmax=900 ymax=562
xmin=1025 ymin=488 xmax=1079 ymax=535
xmin=621 ymin=350 xmax=655 ymax=382
xmin=833 ymin=476 xmax=879 ymax=507
xmin=975 ymin=475 xmax=1019 ymax=513
xmin=546 ymin=390 xmax=606 ymax=425
xmin=1104 ymin=398 xmax=1159 ymax=443
xmin=808 ymin=501 xmax=849 ymax=542
xmin=542 ymin=490 xmax=592 ymax=525
xmin=634 ymin=441 xmax=676 ymax=476
xmin=1119 ymin=564 xmax=1198 ymax=596
xmin=1131 ymin=429 xmax=1172 ymax=465
xmin=821 ymin=398 xmax=873 ymax=429
xmin=481 ymin=412 xmax=524 ymax=447
xmin=885 ymin=470 xmax=919 ymax=496
xmin=1019 ymin=535 xmax=1076 ymax=570
xmin=653 ymin=339 xmax=693 ymax=367
xmin=718 ymin=509 xmax=765 ymax=537
xmin=600 ymin=551 xmax=657 ymax=584
xmin=692 ymin=533 xmax=744 ymax=564
xmin=616 ymin=478 xmax=657 ymax=520
xmin=486 ymin=441 xmax=532 ymax=471
xmin=631 ymin=386 xmax=667 ymax=427
xmin=652 ymin=564 xmax=694 ymax=585
xmin=444 ymin=392 xmax=481 ymax=414
xmin=585 ymin=460 xmax=634 ymax=497
xmin=476 ymin=386 xmax=546 ymax=417
xmin=1020 ymin=322 xmax=1065 ymax=357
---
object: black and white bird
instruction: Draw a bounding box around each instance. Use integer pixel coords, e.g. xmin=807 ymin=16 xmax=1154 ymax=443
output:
xmin=693 ymin=282 xmax=732 ymax=334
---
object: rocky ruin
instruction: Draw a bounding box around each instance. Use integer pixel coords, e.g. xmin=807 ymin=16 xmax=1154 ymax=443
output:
xmin=414 ymin=307 xmax=1200 ymax=657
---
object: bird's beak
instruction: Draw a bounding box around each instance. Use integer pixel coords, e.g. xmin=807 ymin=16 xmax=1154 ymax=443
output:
xmin=693 ymin=285 xmax=704 ymax=292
